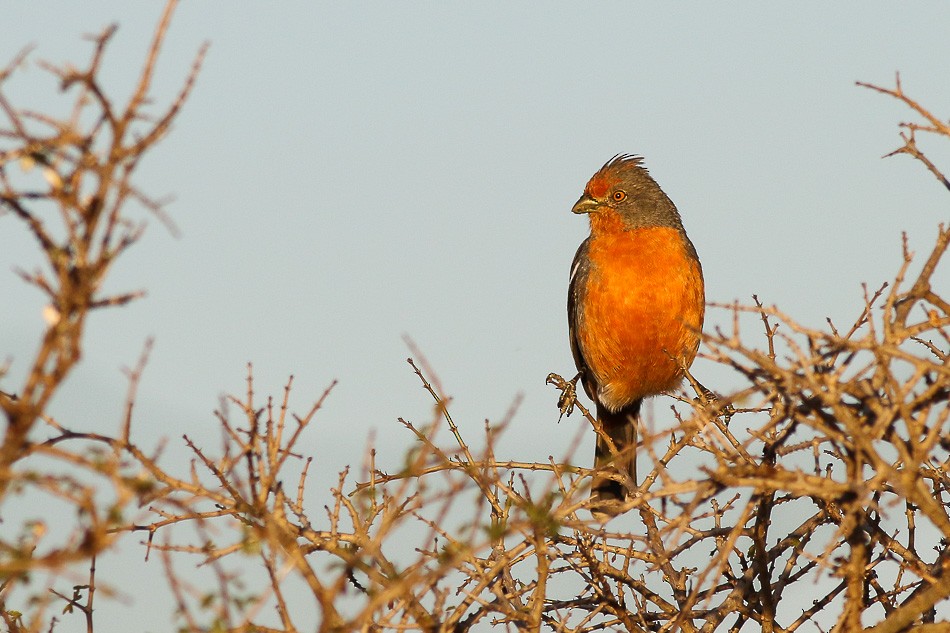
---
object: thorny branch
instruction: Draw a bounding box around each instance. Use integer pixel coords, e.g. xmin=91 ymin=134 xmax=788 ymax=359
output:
xmin=0 ymin=1 xmax=207 ymax=630
xmin=2 ymin=19 xmax=950 ymax=633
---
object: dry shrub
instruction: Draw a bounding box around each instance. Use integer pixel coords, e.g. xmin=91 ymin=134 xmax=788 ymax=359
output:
xmin=2 ymin=3 xmax=949 ymax=632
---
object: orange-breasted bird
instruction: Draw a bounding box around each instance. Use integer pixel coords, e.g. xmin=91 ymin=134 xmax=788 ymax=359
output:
xmin=567 ymin=155 xmax=704 ymax=518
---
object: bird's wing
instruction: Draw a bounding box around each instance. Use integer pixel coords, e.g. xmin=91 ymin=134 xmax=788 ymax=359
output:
xmin=567 ymin=237 xmax=596 ymax=401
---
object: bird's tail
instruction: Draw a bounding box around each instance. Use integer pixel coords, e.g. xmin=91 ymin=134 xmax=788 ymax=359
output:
xmin=590 ymin=400 xmax=641 ymax=519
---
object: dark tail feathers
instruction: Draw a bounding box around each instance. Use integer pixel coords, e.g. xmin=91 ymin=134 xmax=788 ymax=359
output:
xmin=590 ymin=400 xmax=641 ymax=519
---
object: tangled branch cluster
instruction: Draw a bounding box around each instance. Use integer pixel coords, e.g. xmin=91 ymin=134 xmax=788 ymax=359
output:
xmin=1 ymin=3 xmax=949 ymax=632
xmin=0 ymin=1 xmax=206 ymax=629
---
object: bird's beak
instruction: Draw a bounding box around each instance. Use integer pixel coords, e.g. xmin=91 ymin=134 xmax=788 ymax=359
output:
xmin=572 ymin=194 xmax=600 ymax=215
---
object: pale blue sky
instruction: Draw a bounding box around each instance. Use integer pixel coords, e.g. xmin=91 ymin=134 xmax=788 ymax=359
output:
xmin=3 ymin=3 xmax=950 ymax=631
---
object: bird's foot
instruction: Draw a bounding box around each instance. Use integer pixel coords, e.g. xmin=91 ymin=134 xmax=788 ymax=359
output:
xmin=683 ymin=368 xmax=735 ymax=425
xmin=696 ymin=384 xmax=735 ymax=426
xmin=546 ymin=372 xmax=581 ymax=421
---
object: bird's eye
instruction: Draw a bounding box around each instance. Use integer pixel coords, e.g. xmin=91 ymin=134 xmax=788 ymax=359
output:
xmin=612 ymin=190 xmax=626 ymax=201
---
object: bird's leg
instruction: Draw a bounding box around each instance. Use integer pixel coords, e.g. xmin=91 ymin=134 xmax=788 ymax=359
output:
xmin=682 ymin=366 xmax=735 ymax=425
xmin=545 ymin=372 xmax=582 ymax=421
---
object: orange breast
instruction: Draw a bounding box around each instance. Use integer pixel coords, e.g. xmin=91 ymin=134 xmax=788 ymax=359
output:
xmin=578 ymin=225 xmax=704 ymax=411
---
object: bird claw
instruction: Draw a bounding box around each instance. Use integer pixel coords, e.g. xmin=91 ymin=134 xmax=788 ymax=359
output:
xmin=693 ymin=385 xmax=735 ymax=426
xmin=546 ymin=372 xmax=581 ymax=421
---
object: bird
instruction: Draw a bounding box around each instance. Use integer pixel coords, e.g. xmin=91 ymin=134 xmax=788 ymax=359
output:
xmin=566 ymin=154 xmax=704 ymax=518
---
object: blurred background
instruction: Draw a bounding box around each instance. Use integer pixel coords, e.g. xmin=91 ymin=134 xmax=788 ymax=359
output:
xmin=2 ymin=3 xmax=950 ymax=630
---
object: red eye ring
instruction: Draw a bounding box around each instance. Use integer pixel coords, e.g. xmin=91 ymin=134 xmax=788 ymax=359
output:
xmin=612 ymin=190 xmax=626 ymax=201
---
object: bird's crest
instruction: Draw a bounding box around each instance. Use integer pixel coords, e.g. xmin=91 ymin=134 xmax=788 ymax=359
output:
xmin=586 ymin=154 xmax=646 ymax=199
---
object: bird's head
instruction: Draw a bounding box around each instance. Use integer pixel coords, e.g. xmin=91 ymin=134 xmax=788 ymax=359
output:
xmin=572 ymin=154 xmax=682 ymax=232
